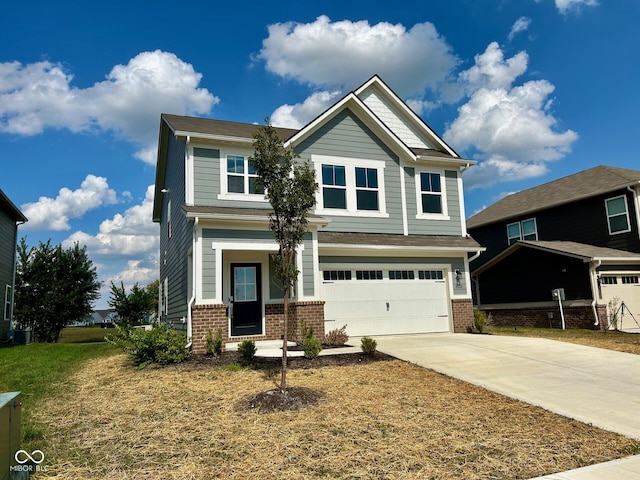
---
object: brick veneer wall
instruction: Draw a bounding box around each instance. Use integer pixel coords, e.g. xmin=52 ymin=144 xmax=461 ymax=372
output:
xmin=190 ymin=301 xmax=325 ymax=354
xmin=481 ymin=304 xmax=607 ymax=330
xmin=451 ymin=298 xmax=474 ymax=333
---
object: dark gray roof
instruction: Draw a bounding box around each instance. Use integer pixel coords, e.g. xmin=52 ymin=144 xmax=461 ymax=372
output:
xmin=162 ymin=114 xmax=299 ymax=141
xmin=467 ymin=165 xmax=640 ymax=229
xmin=318 ymin=231 xmax=482 ymax=250
xmin=0 ymin=189 xmax=27 ymax=222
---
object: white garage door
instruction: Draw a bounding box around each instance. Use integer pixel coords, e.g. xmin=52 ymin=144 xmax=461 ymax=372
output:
xmin=600 ymin=274 xmax=640 ymax=331
xmin=322 ymin=269 xmax=450 ymax=337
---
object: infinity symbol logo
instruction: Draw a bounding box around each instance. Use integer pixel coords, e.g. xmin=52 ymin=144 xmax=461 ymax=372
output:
xmin=15 ymin=450 xmax=45 ymax=464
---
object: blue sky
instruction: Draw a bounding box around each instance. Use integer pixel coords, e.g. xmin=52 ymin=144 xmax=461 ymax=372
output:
xmin=2 ymin=0 xmax=637 ymax=308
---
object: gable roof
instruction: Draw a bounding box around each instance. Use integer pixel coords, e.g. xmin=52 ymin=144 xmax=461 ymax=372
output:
xmin=473 ymin=240 xmax=640 ymax=275
xmin=0 ymin=189 xmax=27 ymax=223
xmin=467 ymin=165 xmax=640 ymax=229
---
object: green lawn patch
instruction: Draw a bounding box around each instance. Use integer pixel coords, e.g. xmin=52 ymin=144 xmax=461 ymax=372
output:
xmin=58 ymin=326 xmax=110 ymax=343
xmin=0 ymin=341 xmax=117 ymax=450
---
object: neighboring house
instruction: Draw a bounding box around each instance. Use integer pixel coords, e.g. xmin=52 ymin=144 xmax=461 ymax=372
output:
xmin=153 ymin=75 xmax=483 ymax=353
xmin=467 ymin=165 xmax=640 ymax=329
xmin=0 ymin=190 xmax=27 ymax=340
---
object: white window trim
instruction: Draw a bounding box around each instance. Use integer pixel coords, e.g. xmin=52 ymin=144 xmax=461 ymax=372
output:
xmin=218 ymin=150 xmax=268 ymax=202
xmin=312 ymin=154 xmax=388 ymax=218
xmin=506 ymin=217 xmax=538 ymax=245
xmin=414 ymin=168 xmax=450 ymax=220
xmin=4 ymin=285 xmax=11 ymax=321
xmin=605 ymin=195 xmax=631 ymax=235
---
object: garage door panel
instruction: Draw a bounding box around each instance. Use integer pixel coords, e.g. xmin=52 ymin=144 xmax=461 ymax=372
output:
xmin=323 ymin=278 xmax=450 ymax=337
xmin=600 ymin=274 xmax=640 ymax=331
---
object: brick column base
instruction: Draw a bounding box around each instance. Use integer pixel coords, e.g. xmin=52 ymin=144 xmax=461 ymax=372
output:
xmin=452 ymin=298 xmax=474 ymax=333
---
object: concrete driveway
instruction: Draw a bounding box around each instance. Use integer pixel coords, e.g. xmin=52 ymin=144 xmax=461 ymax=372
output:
xmin=373 ymin=333 xmax=640 ymax=440
xmin=373 ymin=333 xmax=640 ymax=479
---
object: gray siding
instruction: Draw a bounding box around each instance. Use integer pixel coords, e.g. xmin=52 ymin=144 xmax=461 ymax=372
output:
xmin=193 ymin=148 xmax=220 ymax=205
xmin=202 ymin=243 xmax=216 ymax=300
xmin=405 ymin=168 xmax=463 ymax=236
xmin=302 ymin=234 xmax=314 ymax=296
xmin=159 ymin=135 xmax=190 ymax=324
xmin=296 ymin=109 xmax=405 ymax=234
xmin=0 ymin=211 xmax=17 ymax=337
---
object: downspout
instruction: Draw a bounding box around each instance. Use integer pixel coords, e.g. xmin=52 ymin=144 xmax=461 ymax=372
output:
xmin=468 ymin=249 xmax=482 ymax=263
xmin=590 ymin=259 xmax=602 ymax=327
xmin=185 ymin=216 xmax=198 ymax=349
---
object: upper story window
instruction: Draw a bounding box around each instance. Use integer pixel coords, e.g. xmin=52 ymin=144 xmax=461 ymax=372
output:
xmin=313 ymin=155 xmax=387 ymax=217
xmin=507 ymin=218 xmax=537 ymax=245
xmin=415 ymin=169 xmax=449 ymax=220
xmin=322 ymin=164 xmax=347 ymax=209
xmin=226 ymin=155 xmax=263 ymax=195
xmin=355 ymin=167 xmax=379 ymax=211
xmin=605 ymin=195 xmax=631 ymax=235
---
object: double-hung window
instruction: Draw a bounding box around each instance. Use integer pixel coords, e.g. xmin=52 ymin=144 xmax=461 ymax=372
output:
xmin=314 ymin=155 xmax=387 ymax=217
xmin=605 ymin=195 xmax=631 ymax=235
xmin=415 ymin=169 xmax=449 ymax=219
xmin=355 ymin=167 xmax=379 ymax=211
xmin=507 ymin=218 xmax=538 ymax=245
xmin=322 ymin=164 xmax=347 ymax=209
xmin=225 ymin=155 xmax=263 ymax=196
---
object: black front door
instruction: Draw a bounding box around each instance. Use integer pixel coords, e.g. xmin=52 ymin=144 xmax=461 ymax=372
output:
xmin=230 ymin=263 xmax=262 ymax=336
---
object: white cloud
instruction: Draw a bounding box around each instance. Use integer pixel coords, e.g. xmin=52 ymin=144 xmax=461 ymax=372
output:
xmin=405 ymin=98 xmax=439 ymax=116
xmin=508 ymin=17 xmax=532 ymax=41
xmin=271 ymin=90 xmax=342 ymax=129
xmin=555 ymin=0 xmax=598 ymax=15
xmin=445 ymin=42 xmax=578 ymax=187
xmin=0 ymin=51 xmax=218 ymax=164
xmin=257 ymin=15 xmax=458 ymax=97
xmin=21 ymin=174 xmax=118 ymax=231
xmin=62 ymin=185 xmax=158 ymax=258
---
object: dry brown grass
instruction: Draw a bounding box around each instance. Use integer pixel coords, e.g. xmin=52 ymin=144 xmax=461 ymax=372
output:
xmin=487 ymin=327 xmax=640 ymax=355
xmin=35 ymin=353 xmax=640 ymax=480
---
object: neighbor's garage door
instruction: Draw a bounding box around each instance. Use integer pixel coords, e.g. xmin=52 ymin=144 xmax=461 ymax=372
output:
xmin=600 ymin=274 xmax=640 ymax=330
xmin=322 ymin=269 xmax=450 ymax=337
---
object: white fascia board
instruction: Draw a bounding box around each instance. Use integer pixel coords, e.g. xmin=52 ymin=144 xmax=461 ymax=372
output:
xmin=355 ymin=76 xmax=458 ymax=157
xmin=415 ymin=155 xmax=476 ymax=168
xmin=174 ymin=130 xmax=253 ymax=145
xmin=285 ymin=93 xmax=416 ymax=162
xmin=185 ymin=212 xmax=329 ymax=228
xmin=319 ymin=243 xmax=481 ymax=256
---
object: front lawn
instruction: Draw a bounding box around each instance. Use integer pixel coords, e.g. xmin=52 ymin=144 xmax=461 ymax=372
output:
xmin=487 ymin=326 xmax=640 ymax=355
xmin=0 ymin=342 xmax=117 ymax=451
xmin=31 ymin=354 xmax=640 ymax=479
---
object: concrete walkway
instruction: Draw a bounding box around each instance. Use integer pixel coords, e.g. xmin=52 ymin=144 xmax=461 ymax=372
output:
xmin=372 ymin=333 xmax=640 ymax=480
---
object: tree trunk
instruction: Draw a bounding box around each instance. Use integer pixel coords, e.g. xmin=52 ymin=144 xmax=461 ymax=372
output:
xmin=281 ymin=289 xmax=289 ymax=392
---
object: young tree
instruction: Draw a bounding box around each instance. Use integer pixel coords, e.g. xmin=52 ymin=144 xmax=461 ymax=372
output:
xmin=14 ymin=238 xmax=101 ymax=342
xmin=108 ymin=281 xmax=157 ymax=329
xmin=251 ymin=119 xmax=317 ymax=391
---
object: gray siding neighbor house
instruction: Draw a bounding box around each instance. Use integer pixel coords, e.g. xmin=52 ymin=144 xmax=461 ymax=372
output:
xmin=467 ymin=165 xmax=640 ymax=330
xmin=0 ymin=190 xmax=27 ymax=340
xmin=153 ymin=75 xmax=483 ymax=353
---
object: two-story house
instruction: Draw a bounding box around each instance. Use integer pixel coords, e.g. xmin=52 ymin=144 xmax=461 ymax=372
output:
xmin=153 ymin=75 xmax=483 ymax=353
xmin=0 ymin=189 xmax=27 ymax=341
xmin=467 ymin=165 xmax=640 ymax=330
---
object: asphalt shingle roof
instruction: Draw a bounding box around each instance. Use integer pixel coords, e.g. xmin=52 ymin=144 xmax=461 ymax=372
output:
xmin=467 ymin=165 xmax=640 ymax=229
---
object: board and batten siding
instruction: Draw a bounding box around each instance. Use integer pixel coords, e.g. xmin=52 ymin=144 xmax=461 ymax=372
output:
xmin=296 ymin=109 xmax=404 ymax=234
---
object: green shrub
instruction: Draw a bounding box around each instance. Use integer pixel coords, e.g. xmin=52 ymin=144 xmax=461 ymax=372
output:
xmin=324 ymin=325 xmax=349 ymax=346
xmin=473 ymin=310 xmax=488 ymax=334
xmin=237 ymin=340 xmax=257 ymax=363
xmin=205 ymin=328 xmax=223 ymax=356
xmin=303 ymin=336 xmax=322 ymax=358
xmin=107 ymin=323 xmax=190 ymax=366
xmin=298 ymin=318 xmax=314 ymax=345
xmin=361 ymin=336 xmax=377 ymax=355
